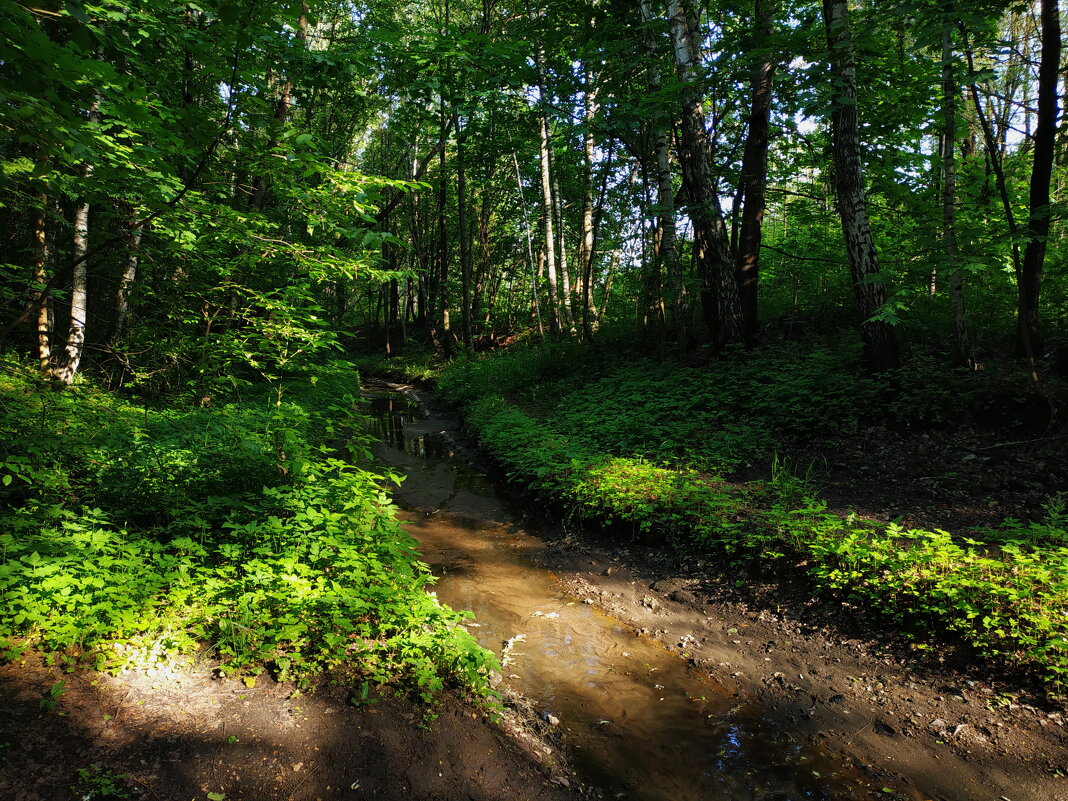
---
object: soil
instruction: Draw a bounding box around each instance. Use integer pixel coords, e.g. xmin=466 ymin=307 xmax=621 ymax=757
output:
xmin=800 ymin=422 xmax=1067 ymax=533
xmin=397 ymin=384 xmax=1068 ymax=801
xmin=3 ymin=380 xmax=1066 ymax=801
xmin=0 ymin=654 xmax=581 ymax=801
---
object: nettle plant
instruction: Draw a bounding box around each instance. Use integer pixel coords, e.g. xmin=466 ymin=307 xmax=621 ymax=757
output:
xmin=0 ymin=359 xmax=497 ymax=701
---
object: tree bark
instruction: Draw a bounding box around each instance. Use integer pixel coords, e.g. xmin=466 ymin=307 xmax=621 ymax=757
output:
xmin=823 ymin=0 xmax=899 ymax=371
xmin=536 ymin=49 xmax=563 ymax=336
xmin=666 ymin=0 xmax=743 ymax=349
xmin=640 ymin=0 xmax=687 ymax=349
xmin=1018 ymin=0 xmax=1060 ymax=355
xmin=552 ymin=169 xmax=577 ymax=333
xmin=32 ymin=193 xmax=52 ymax=372
xmin=736 ymin=0 xmax=776 ymax=345
xmin=578 ymin=66 xmax=601 ymax=343
xmin=512 ymin=151 xmax=543 ymax=336
xmin=454 ymin=112 xmax=474 ymax=351
xmin=941 ymin=21 xmax=970 ymax=366
xmin=54 ymin=193 xmax=91 ymax=383
xmin=104 ymin=204 xmax=142 ymax=347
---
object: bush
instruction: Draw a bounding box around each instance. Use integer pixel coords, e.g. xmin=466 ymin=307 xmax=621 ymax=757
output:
xmin=0 ymin=357 xmax=496 ymax=700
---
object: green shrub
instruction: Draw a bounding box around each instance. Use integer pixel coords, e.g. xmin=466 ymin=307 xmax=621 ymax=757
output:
xmin=0 ymin=357 xmax=496 ymax=701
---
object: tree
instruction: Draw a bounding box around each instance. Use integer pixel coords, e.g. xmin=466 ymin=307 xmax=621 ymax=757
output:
xmin=822 ymin=0 xmax=900 ymax=371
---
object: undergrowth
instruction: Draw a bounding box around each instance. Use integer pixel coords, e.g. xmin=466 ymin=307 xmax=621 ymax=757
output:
xmin=0 ymin=356 xmax=496 ymax=702
xmin=435 ymin=341 xmax=1068 ymax=691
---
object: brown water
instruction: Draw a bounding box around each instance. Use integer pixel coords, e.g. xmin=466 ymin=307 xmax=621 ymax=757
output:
xmin=363 ymin=392 xmax=874 ymax=801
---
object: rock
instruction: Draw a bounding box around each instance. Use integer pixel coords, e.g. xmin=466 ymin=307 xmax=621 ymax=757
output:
xmin=544 ymin=713 xmax=560 ymax=727
xmin=640 ymin=595 xmax=661 ymax=611
xmin=828 ymin=694 xmax=846 ymax=705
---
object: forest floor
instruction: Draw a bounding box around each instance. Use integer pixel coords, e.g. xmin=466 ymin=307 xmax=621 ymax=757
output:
xmin=404 ymin=381 xmax=1068 ymax=801
xmin=2 ymin=380 xmax=1066 ymax=801
xmin=0 ymin=653 xmax=579 ymax=801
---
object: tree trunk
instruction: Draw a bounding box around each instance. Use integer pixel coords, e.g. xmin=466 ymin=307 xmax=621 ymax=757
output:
xmin=578 ymin=66 xmax=601 ymax=343
xmin=32 ymin=193 xmax=52 ymax=372
xmin=105 ymin=204 xmax=142 ymax=346
xmin=1018 ymin=0 xmax=1060 ymax=355
xmin=640 ymin=0 xmax=686 ymax=350
xmin=536 ymin=51 xmax=563 ymax=336
xmin=552 ymin=170 xmax=577 ymax=333
xmin=512 ymin=151 xmax=543 ymax=336
xmin=941 ymin=21 xmax=970 ymax=366
xmin=55 ymin=194 xmax=91 ymax=383
xmin=736 ymin=0 xmax=776 ymax=345
xmin=666 ymin=0 xmax=743 ymax=349
xmin=823 ymin=0 xmax=899 ymax=371
xmin=454 ymin=112 xmax=474 ymax=351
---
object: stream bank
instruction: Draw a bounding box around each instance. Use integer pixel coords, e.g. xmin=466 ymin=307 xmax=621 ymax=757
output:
xmin=370 ymin=380 xmax=1068 ymax=801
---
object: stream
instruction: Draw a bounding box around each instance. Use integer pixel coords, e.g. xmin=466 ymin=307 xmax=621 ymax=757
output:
xmin=362 ymin=389 xmax=877 ymax=801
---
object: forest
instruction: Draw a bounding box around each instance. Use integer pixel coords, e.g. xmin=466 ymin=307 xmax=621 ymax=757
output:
xmin=0 ymin=0 xmax=1066 ymax=799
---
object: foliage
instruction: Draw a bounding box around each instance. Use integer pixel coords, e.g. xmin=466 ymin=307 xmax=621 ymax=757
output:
xmin=0 ymin=358 xmax=496 ymax=701
xmin=442 ymin=344 xmax=1068 ymax=689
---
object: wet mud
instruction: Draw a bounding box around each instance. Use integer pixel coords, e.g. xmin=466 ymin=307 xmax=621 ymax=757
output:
xmin=363 ymin=391 xmax=883 ymax=801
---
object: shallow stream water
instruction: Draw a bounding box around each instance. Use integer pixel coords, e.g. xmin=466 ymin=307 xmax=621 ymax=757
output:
xmin=362 ymin=390 xmax=874 ymax=801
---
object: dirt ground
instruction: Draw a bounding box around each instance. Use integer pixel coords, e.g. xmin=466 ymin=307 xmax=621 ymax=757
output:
xmin=539 ymin=535 xmax=1068 ymax=801
xmin=0 ymin=654 xmax=582 ymax=801
xmin=403 ymin=384 xmax=1068 ymax=801
xmin=3 ymin=383 xmax=1066 ymax=801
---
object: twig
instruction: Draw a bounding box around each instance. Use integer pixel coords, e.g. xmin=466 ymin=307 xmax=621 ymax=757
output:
xmin=127 ymin=774 xmax=163 ymax=801
xmin=975 ymin=433 xmax=1068 ymax=451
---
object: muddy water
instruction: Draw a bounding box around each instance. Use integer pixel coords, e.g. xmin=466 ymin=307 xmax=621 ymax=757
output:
xmin=363 ymin=392 xmax=872 ymax=801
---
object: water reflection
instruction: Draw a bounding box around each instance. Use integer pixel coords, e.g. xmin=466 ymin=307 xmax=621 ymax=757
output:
xmin=361 ymin=390 xmax=885 ymax=801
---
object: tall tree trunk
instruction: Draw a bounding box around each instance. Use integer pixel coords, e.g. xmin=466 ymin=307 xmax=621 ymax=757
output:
xmin=598 ymin=249 xmax=619 ymax=322
xmin=823 ymin=0 xmax=899 ymax=371
xmin=639 ymin=0 xmax=686 ymax=349
xmin=250 ymin=4 xmax=308 ymax=209
xmin=578 ymin=66 xmax=601 ymax=343
xmin=454 ymin=112 xmax=474 ymax=351
xmin=941 ymin=21 xmax=970 ymax=367
xmin=536 ymin=50 xmax=563 ymax=336
xmin=667 ymin=0 xmax=743 ymax=349
xmin=552 ymin=170 xmax=577 ymax=333
xmin=1018 ymin=0 xmax=1060 ymax=355
xmin=105 ymin=204 xmax=142 ymax=346
xmin=32 ymin=193 xmax=52 ymax=372
xmin=435 ymin=92 xmax=451 ymax=356
xmin=513 ymin=151 xmax=543 ymax=336
xmin=736 ymin=0 xmax=776 ymax=345
xmin=55 ymin=193 xmax=91 ymax=383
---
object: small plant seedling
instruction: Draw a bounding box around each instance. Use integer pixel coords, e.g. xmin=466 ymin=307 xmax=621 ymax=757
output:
xmin=70 ymin=764 xmax=131 ymax=800
xmin=39 ymin=680 xmax=66 ymax=713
